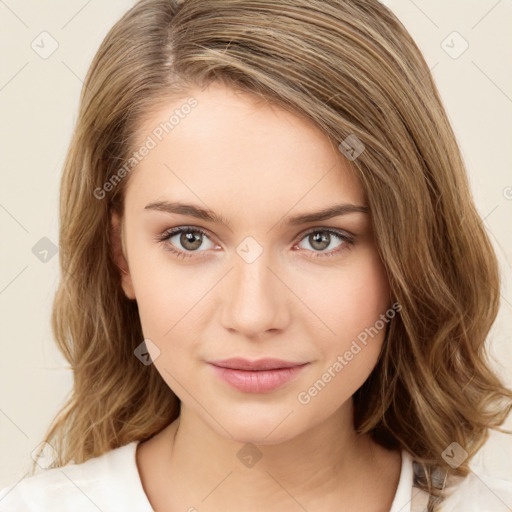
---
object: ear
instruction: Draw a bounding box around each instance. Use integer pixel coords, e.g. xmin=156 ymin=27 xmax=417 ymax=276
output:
xmin=110 ymin=211 xmax=136 ymax=300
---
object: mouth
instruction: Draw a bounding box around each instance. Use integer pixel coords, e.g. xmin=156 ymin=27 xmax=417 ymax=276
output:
xmin=208 ymin=357 xmax=308 ymax=371
xmin=207 ymin=358 xmax=310 ymax=393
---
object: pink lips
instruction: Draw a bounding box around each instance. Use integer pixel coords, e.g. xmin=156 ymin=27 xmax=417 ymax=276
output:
xmin=208 ymin=358 xmax=309 ymax=393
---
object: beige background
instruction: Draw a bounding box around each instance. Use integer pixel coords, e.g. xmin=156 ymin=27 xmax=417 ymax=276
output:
xmin=1 ymin=0 xmax=511 ymax=489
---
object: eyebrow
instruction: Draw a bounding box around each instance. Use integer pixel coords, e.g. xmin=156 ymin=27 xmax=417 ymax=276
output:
xmin=144 ymin=201 xmax=369 ymax=228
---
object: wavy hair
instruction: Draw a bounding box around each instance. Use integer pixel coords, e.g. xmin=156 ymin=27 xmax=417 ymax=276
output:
xmin=32 ymin=0 xmax=511 ymax=505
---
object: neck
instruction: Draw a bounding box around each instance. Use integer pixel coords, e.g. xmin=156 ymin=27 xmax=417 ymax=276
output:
xmin=140 ymin=399 xmax=402 ymax=512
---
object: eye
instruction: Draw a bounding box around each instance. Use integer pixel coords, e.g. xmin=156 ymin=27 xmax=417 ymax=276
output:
xmin=293 ymin=228 xmax=354 ymax=259
xmin=156 ymin=226 xmax=218 ymax=260
xmin=156 ymin=226 xmax=354 ymax=261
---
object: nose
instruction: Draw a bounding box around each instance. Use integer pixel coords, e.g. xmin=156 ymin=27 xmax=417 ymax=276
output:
xmin=220 ymin=248 xmax=290 ymax=339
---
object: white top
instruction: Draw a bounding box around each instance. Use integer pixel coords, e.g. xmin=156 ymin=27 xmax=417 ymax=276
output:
xmin=1 ymin=442 xmax=511 ymax=511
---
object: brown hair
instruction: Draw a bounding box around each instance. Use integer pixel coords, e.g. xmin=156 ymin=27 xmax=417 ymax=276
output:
xmin=32 ymin=0 xmax=511 ymax=505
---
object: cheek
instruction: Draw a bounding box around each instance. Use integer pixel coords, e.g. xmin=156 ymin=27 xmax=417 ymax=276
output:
xmin=133 ymin=269 xmax=208 ymax=345
xmin=296 ymin=256 xmax=390 ymax=409
xmin=337 ymin=258 xmax=389 ymax=341
xmin=293 ymin=247 xmax=390 ymax=397
xmin=124 ymin=225 xmax=211 ymax=338
xmin=295 ymin=246 xmax=390 ymax=345
xmin=131 ymin=266 xmax=206 ymax=386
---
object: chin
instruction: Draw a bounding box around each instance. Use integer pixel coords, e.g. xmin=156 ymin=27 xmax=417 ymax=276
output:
xmin=229 ymin=427 xmax=295 ymax=447
xmin=206 ymin=405 xmax=304 ymax=446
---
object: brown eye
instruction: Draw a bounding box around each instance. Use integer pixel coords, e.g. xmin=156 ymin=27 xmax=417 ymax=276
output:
xmin=295 ymin=228 xmax=354 ymax=258
xmin=308 ymin=232 xmax=331 ymax=251
xmin=178 ymin=230 xmax=203 ymax=251
xmin=157 ymin=226 xmax=217 ymax=259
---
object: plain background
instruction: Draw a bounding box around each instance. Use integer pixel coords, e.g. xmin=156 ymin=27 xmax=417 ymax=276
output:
xmin=1 ymin=0 xmax=511 ymax=489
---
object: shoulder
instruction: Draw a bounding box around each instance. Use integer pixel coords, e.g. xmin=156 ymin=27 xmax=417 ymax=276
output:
xmin=408 ymin=453 xmax=512 ymax=512
xmin=438 ymin=470 xmax=512 ymax=511
xmin=0 ymin=441 xmax=153 ymax=512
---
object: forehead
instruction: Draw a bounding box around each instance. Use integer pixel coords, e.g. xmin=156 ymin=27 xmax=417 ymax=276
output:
xmin=124 ymin=83 xmax=366 ymax=220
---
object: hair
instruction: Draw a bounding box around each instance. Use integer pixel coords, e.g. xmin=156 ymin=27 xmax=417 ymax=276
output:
xmin=31 ymin=0 xmax=511 ymax=507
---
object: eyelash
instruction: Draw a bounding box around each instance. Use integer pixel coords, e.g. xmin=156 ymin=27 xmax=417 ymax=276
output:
xmin=155 ymin=226 xmax=355 ymax=260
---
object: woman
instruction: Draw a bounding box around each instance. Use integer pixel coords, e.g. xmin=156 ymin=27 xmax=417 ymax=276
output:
xmin=1 ymin=1 xmax=511 ymax=510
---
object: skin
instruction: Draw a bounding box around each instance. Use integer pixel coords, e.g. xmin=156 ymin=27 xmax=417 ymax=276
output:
xmin=111 ymin=82 xmax=401 ymax=512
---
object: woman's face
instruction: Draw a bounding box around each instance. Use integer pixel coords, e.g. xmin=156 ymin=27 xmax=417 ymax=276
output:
xmin=112 ymin=82 xmax=391 ymax=444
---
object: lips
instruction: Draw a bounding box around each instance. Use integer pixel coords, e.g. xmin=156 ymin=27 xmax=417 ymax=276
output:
xmin=208 ymin=357 xmax=306 ymax=371
xmin=207 ymin=358 xmax=310 ymax=393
